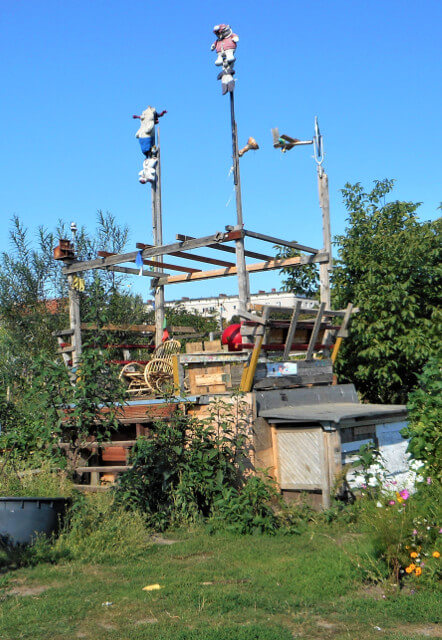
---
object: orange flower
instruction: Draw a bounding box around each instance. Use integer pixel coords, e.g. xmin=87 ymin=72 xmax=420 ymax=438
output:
xmin=410 ymin=552 xmax=418 ymax=558
xmin=405 ymin=564 xmax=416 ymax=573
xmin=396 ymin=491 xmax=403 ymax=504
xmin=433 ymin=551 xmax=440 ymax=558
xmin=415 ymin=567 xmax=422 ymax=576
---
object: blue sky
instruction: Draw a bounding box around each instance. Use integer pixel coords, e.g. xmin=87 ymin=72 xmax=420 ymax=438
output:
xmin=1 ymin=0 xmax=440 ymax=300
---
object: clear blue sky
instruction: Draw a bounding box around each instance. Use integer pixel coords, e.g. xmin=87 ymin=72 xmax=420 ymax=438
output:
xmin=1 ymin=0 xmax=440 ymax=300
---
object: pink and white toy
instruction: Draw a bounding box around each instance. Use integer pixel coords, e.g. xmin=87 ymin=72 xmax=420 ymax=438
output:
xmin=211 ymin=24 xmax=238 ymax=66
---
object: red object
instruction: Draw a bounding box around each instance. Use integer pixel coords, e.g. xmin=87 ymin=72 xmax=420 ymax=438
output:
xmin=162 ymin=328 xmax=170 ymax=342
xmin=221 ymin=323 xmax=242 ymax=351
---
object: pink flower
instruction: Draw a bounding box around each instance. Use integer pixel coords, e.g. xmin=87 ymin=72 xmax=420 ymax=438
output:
xmin=400 ymin=490 xmax=410 ymax=500
xmin=412 ymin=529 xmax=418 ymax=536
xmin=439 ymin=528 xmax=442 ymax=534
xmin=427 ymin=477 xmax=432 ymax=484
xmin=391 ymin=480 xmax=397 ymax=485
xmin=389 ymin=500 xmax=395 ymax=505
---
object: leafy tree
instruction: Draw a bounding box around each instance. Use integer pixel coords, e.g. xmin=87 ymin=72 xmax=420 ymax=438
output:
xmin=275 ymin=244 xmax=319 ymax=298
xmin=333 ymin=179 xmax=441 ymax=403
xmin=401 ymin=355 xmax=442 ymax=480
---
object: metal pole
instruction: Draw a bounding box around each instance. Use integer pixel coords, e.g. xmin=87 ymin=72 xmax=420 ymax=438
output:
xmin=229 ymin=91 xmax=250 ymax=311
xmin=152 ymin=127 xmax=165 ymax=346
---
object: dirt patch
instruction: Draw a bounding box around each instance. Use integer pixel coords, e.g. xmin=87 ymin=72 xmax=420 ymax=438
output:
xmin=134 ymin=618 xmax=158 ymax=625
xmin=172 ymin=552 xmax=214 ymax=561
xmin=8 ymin=584 xmax=53 ymax=597
xmin=151 ymin=535 xmax=178 ymax=545
xmin=397 ymin=624 xmax=442 ymax=637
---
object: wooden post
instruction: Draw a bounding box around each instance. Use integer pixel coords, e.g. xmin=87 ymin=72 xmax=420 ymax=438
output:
xmin=229 ymin=91 xmax=250 ymax=311
xmin=152 ymin=127 xmax=165 ymax=347
xmin=318 ymin=167 xmax=332 ymax=309
xmin=67 ymin=275 xmax=82 ymax=367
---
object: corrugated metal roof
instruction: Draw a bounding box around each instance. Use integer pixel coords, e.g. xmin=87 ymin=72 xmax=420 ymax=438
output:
xmin=259 ymin=402 xmax=407 ymax=425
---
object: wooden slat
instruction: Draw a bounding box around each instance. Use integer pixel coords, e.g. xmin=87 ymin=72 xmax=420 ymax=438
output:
xmin=283 ymin=300 xmax=302 ymax=359
xmin=243 ymin=230 xmax=319 ymax=255
xmin=80 ymin=323 xmax=194 ymax=334
xmin=136 ymin=243 xmax=236 ymax=268
xmin=52 ymin=328 xmax=74 ymax=337
xmin=59 ymin=441 xmax=136 ymax=449
xmin=98 ymin=265 xmax=167 ymax=278
xmin=75 ymin=465 xmax=133 ymax=473
xmin=306 ymin=302 xmax=326 ymax=361
xmin=159 ymin=254 xmax=328 ymax=285
xmin=97 ymin=250 xmax=200 ymax=274
xmin=176 ymin=234 xmax=274 ymax=262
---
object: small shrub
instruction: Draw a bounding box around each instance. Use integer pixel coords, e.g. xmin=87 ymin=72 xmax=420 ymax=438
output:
xmin=54 ymin=492 xmax=151 ymax=563
xmin=0 ymin=457 xmax=76 ymax=498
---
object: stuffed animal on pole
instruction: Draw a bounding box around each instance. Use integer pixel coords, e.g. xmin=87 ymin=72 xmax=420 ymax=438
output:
xmin=211 ymin=24 xmax=238 ymax=95
xmin=132 ymin=107 xmax=166 ymax=184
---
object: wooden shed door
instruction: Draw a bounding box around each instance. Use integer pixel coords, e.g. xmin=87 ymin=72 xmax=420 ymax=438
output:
xmin=275 ymin=427 xmax=325 ymax=491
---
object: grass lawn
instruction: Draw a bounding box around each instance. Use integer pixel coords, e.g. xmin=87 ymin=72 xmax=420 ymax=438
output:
xmin=0 ymin=527 xmax=440 ymax=640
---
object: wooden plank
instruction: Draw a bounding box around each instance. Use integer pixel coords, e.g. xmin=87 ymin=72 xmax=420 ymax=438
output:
xmin=59 ymin=441 xmax=136 ymax=449
xmin=186 ymin=342 xmax=203 ymax=353
xmin=75 ymin=466 xmax=133 ymax=473
xmin=283 ymin=300 xmax=302 ymax=360
xmin=204 ymin=339 xmax=222 ymax=352
xmin=195 ymin=372 xmax=229 ymax=386
xmin=318 ymin=169 xmax=332 ymax=308
xmin=331 ymin=303 xmax=353 ymax=364
xmin=175 ymin=234 xmax=274 ymax=262
xmin=80 ymin=323 xmax=194 ymax=334
xmin=305 ymin=302 xmax=326 ymax=361
xmin=62 ymin=231 xmax=241 ymax=275
xmin=159 ymin=254 xmax=328 ymax=285
xmin=98 ymin=265 xmax=166 ymax=278
xmin=52 ymin=328 xmax=74 ymax=337
xmin=253 ymin=371 xmax=334 ymax=390
xmin=58 ymin=345 xmax=75 ymax=354
xmin=97 ymin=250 xmax=200 ymax=274
xmin=136 ymin=243 xmax=236 ymax=268
xmin=67 ymin=274 xmax=82 ymax=367
xmin=243 ymin=230 xmax=319 ymax=255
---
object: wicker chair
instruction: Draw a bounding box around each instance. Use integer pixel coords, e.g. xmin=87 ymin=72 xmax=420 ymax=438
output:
xmin=119 ymin=339 xmax=181 ymax=396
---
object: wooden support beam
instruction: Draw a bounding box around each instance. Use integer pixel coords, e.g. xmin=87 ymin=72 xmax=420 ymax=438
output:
xmin=62 ymin=230 xmax=240 ymax=275
xmin=158 ymin=253 xmax=328 ymax=285
xmin=80 ymin=323 xmax=195 ymax=334
xmin=305 ymin=302 xmax=326 ymax=361
xmin=98 ymin=265 xmax=167 ymax=278
xmin=136 ymin=243 xmax=236 ymax=268
xmin=283 ymin=300 xmax=302 ymax=359
xmin=176 ymin=234 xmax=274 ymax=262
xmin=97 ymin=250 xmax=199 ymax=274
xmin=243 ymin=230 xmax=319 ymax=255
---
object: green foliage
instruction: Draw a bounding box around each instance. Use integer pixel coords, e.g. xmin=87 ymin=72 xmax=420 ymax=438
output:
xmin=333 ymin=179 xmax=441 ymax=403
xmin=115 ymin=398 xmax=280 ymax=533
xmin=355 ymin=481 xmax=441 ymax=586
xmin=402 ymin=355 xmax=442 ymax=480
xmin=54 ymin=492 xmax=151 ymax=563
xmin=0 ymin=458 xmax=76 ymax=498
xmin=275 ymin=244 xmax=319 ymax=297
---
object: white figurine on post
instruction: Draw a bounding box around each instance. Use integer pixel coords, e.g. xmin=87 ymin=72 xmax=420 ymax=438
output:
xmin=132 ymin=107 xmax=166 ymax=184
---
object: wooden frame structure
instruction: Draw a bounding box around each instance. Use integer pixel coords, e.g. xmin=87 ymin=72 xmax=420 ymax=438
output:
xmin=56 ymin=226 xmax=330 ymax=368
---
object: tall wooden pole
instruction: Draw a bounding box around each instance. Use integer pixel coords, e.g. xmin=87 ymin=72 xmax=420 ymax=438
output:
xmin=152 ymin=127 xmax=165 ymax=346
xmin=67 ymin=275 xmax=82 ymax=367
xmin=317 ymin=166 xmax=332 ymax=309
xmin=229 ymin=91 xmax=250 ymax=311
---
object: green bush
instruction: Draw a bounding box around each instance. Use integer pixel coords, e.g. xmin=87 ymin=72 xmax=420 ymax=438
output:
xmin=402 ymin=355 xmax=442 ymax=480
xmin=54 ymin=492 xmax=151 ymax=563
xmin=115 ymin=398 xmax=281 ymax=534
xmin=0 ymin=457 xmax=76 ymax=498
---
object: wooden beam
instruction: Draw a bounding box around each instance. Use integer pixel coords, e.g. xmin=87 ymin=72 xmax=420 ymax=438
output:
xmin=305 ymin=302 xmax=326 ymax=361
xmin=80 ymin=323 xmax=195 ymax=334
xmin=136 ymin=243 xmax=236 ymax=268
xmin=97 ymin=250 xmax=199 ymax=274
xmin=176 ymin=234 xmax=274 ymax=262
xmin=98 ymin=265 xmax=167 ymax=278
xmin=158 ymin=253 xmax=329 ymax=285
xmin=243 ymin=230 xmax=319 ymax=255
xmin=62 ymin=230 xmax=240 ymax=275
xmin=283 ymin=300 xmax=302 ymax=359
